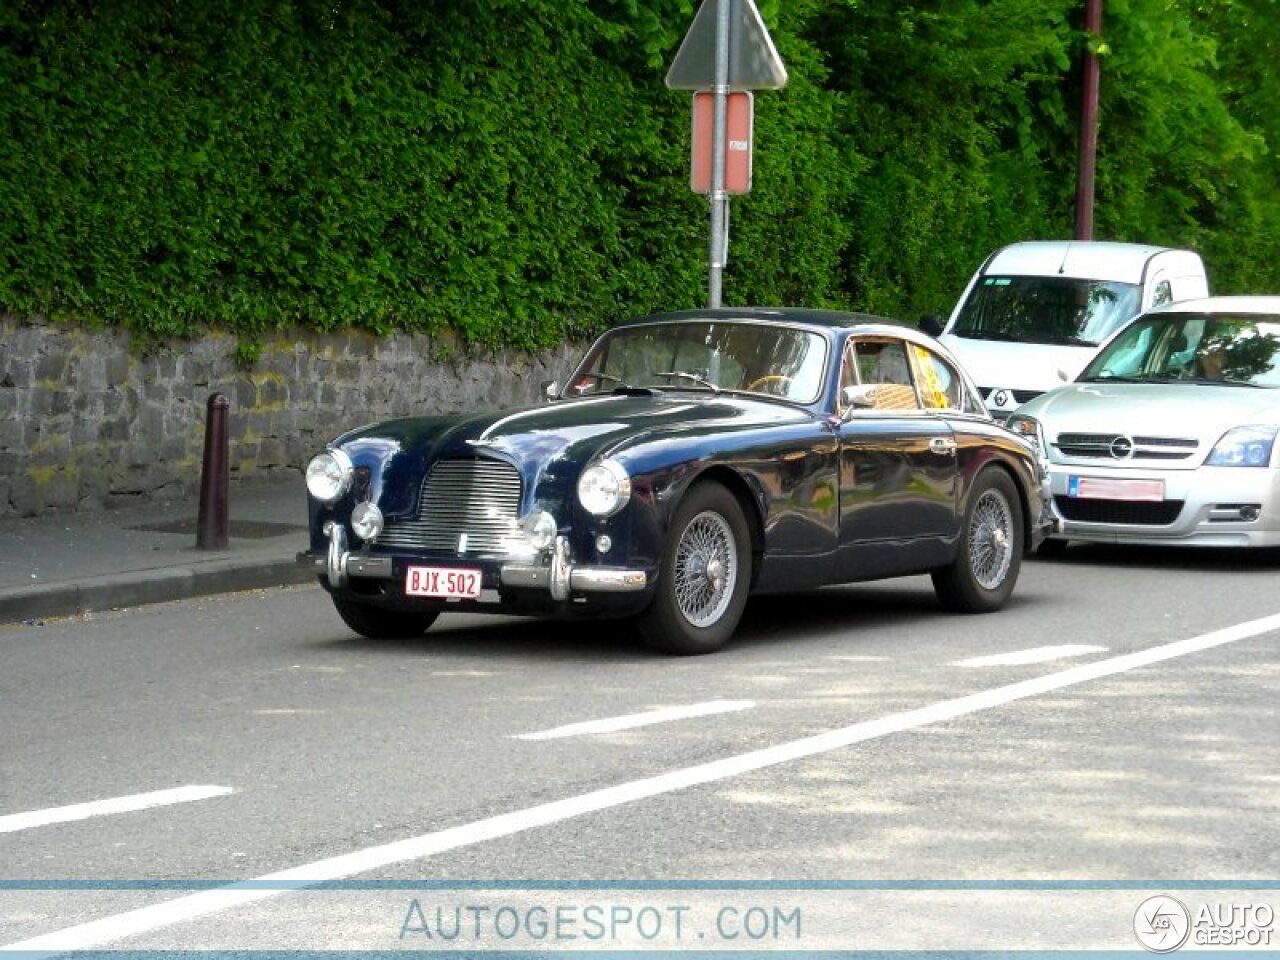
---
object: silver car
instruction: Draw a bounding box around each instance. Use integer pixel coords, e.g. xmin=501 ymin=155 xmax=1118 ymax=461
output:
xmin=1007 ymin=296 xmax=1280 ymax=549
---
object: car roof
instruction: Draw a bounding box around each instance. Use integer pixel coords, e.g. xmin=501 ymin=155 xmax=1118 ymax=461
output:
xmin=985 ymin=241 xmax=1181 ymax=284
xmin=614 ymin=306 xmax=904 ymax=333
xmin=1143 ymin=295 xmax=1280 ymax=317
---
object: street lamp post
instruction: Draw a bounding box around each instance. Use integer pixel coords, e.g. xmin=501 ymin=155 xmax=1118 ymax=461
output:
xmin=1075 ymin=0 xmax=1103 ymax=241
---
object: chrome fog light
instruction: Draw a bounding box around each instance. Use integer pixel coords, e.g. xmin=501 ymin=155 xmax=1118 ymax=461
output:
xmin=596 ymin=534 xmax=612 ymax=554
xmin=306 ymin=449 xmax=354 ymax=502
xmin=350 ymin=501 xmax=384 ymax=541
xmin=523 ymin=510 xmax=558 ymax=551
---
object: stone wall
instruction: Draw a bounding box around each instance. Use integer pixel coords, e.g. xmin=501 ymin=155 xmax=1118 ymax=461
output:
xmin=0 ymin=316 xmax=581 ymax=516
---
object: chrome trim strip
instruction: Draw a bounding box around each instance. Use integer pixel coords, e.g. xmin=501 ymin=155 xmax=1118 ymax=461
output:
xmin=569 ymin=568 xmax=648 ymax=592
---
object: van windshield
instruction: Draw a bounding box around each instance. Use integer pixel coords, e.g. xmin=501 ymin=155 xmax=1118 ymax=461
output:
xmin=953 ymin=275 xmax=1142 ymax=346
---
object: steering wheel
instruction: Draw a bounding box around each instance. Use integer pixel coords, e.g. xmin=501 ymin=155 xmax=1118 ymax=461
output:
xmin=746 ymin=374 xmax=795 ymax=393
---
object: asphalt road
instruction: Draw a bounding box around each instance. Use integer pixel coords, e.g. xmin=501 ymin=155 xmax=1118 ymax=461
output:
xmin=2 ymin=546 xmax=1278 ymax=953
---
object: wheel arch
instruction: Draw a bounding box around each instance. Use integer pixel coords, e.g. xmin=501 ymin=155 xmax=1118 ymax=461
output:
xmin=966 ymin=455 xmax=1033 ymax=553
xmin=685 ymin=465 xmax=766 ymax=589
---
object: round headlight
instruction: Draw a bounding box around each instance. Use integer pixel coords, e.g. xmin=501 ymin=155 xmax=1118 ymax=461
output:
xmin=577 ymin=460 xmax=631 ymax=517
xmin=350 ymin=501 xmax=384 ymax=541
xmin=522 ymin=510 xmax=558 ymax=551
xmin=306 ymin=449 xmax=354 ymax=503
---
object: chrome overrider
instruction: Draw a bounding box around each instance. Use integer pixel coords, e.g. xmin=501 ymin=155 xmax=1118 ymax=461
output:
xmin=313 ymin=522 xmax=647 ymax=597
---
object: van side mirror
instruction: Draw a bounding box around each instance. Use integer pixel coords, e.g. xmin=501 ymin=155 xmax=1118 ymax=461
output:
xmin=540 ymin=379 xmax=559 ymax=402
xmin=1056 ymin=368 xmax=1069 ymax=383
xmin=918 ymin=314 xmax=945 ymax=338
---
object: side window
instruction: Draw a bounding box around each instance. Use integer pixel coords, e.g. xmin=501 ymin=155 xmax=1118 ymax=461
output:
xmin=1151 ymin=280 xmax=1173 ymax=307
xmin=908 ymin=344 xmax=965 ymax=410
xmin=853 ymin=340 xmax=919 ymax=411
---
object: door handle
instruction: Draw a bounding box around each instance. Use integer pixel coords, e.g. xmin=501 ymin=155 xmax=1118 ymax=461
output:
xmin=929 ymin=437 xmax=957 ymax=456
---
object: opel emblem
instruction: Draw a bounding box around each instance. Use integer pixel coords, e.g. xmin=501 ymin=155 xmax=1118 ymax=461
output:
xmin=1110 ymin=436 xmax=1134 ymax=459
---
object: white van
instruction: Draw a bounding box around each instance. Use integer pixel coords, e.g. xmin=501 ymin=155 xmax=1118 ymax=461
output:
xmin=932 ymin=241 xmax=1208 ymax=418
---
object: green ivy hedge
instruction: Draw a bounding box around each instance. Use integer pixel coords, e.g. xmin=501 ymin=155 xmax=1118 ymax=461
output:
xmin=1 ymin=0 xmax=1276 ymax=350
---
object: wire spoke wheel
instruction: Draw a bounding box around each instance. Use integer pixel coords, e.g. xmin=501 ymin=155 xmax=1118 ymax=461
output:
xmin=932 ymin=468 xmax=1023 ymax=614
xmin=638 ymin=482 xmax=751 ymax=655
xmin=968 ymin=488 xmax=1014 ymax=590
xmin=673 ymin=510 xmax=738 ymax=627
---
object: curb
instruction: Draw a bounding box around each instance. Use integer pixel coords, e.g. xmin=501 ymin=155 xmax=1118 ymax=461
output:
xmin=0 ymin=557 xmax=316 ymax=624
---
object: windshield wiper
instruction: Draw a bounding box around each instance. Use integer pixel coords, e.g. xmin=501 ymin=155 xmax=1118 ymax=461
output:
xmin=1186 ymin=377 xmax=1265 ymax=388
xmin=574 ymin=372 xmax=633 ymax=391
xmin=953 ymin=329 xmax=1024 ymax=343
xmin=1080 ymin=375 xmax=1148 ymax=383
xmin=654 ymin=371 xmax=720 ymax=393
xmin=1035 ymin=334 xmax=1096 ymax=347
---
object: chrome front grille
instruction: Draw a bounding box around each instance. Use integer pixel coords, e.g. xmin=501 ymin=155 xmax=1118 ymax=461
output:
xmin=379 ymin=459 xmax=522 ymax=554
xmin=1053 ymin=433 xmax=1199 ymax=460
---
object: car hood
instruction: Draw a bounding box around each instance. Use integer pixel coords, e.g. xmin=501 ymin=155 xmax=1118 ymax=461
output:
xmin=333 ymin=393 xmax=811 ymax=517
xmin=939 ymin=334 xmax=1095 ymax=393
xmin=1019 ymin=382 xmax=1280 ymax=441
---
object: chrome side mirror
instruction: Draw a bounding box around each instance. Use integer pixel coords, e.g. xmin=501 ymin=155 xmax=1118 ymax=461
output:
xmin=540 ymin=379 xmax=559 ymax=402
xmin=839 ymin=384 xmax=878 ymax=420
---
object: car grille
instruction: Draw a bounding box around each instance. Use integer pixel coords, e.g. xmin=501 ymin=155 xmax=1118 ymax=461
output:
xmin=1053 ymin=433 xmax=1199 ymax=460
xmin=1055 ymin=496 xmax=1184 ymax=525
xmin=378 ymin=459 xmax=522 ymax=554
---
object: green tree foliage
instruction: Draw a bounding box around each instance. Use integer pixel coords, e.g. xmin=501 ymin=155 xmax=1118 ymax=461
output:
xmin=0 ymin=0 xmax=1276 ymax=348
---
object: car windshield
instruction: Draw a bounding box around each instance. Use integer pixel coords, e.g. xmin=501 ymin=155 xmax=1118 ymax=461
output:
xmin=567 ymin=320 xmax=829 ymax=403
xmin=1081 ymin=312 xmax=1280 ymax=387
xmin=954 ymin=275 xmax=1141 ymax=346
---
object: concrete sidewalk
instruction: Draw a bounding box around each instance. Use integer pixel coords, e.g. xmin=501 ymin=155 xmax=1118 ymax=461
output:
xmin=0 ymin=479 xmax=315 ymax=623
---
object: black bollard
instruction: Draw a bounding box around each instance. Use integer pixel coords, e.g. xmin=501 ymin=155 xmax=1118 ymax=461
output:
xmin=196 ymin=392 xmax=230 ymax=550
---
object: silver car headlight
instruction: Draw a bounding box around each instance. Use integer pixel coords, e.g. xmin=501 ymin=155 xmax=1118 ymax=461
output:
xmin=1206 ymin=425 xmax=1279 ymax=467
xmin=1005 ymin=414 xmax=1044 ymax=454
xmin=577 ymin=460 xmax=631 ymax=517
xmin=306 ymin=449 xmax=354 ymax=502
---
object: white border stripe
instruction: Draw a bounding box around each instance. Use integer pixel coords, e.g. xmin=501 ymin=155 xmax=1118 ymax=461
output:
xmin=6 ymin=611 xmax=1279 ymax=956
xmin=0 ymin=786 xmax=234 ymax=835
xmin=953 ymin=644 xmax=1108 ymax=668
xmin=514 ymin=699 xmax=755 ymax=740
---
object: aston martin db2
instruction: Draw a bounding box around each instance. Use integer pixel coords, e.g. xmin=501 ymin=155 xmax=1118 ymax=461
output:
xmin=301 ymin=308 xmax=1050 ymax=653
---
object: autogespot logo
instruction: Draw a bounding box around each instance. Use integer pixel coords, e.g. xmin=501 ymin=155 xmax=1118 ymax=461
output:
xmin=1135 ymin=895 xmax=1191 ymax=952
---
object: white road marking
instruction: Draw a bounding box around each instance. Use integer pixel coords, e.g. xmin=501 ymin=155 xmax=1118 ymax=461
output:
xmin=952 ymin=644 xmax=1109 ymax=668
xmin=0 ymin=786 xmax=234 ymax=835
xmin=513 ymin=699 xmax=756 ymax=740
xmin=6 ymin=611 xmax=1279 ymax=956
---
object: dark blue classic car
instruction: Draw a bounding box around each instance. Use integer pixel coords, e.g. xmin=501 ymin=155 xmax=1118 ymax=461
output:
xmin=302 ymin=308 xmax=1051 ymax=653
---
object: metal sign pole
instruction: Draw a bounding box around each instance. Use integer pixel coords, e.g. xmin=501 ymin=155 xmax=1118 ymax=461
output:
xmin=708 ymin=0 xmax=731 ymax=309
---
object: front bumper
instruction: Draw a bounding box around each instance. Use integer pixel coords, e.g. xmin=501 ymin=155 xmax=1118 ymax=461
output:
xmin=1044 ymin=462 xmax=1280 ymax=547
xmin=300 ymin=524 xmax=649 ymax=598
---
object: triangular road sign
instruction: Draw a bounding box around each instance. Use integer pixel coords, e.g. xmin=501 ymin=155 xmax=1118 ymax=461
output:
xmin=665 ymin=0 xmax=788 ymax=91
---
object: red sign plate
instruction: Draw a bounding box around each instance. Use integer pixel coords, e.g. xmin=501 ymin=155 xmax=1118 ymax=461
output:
xmin=405 ymin=566 xmax=483 ymax=600
xmin=1068 ymin=476 xmax=1165 ymax=502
